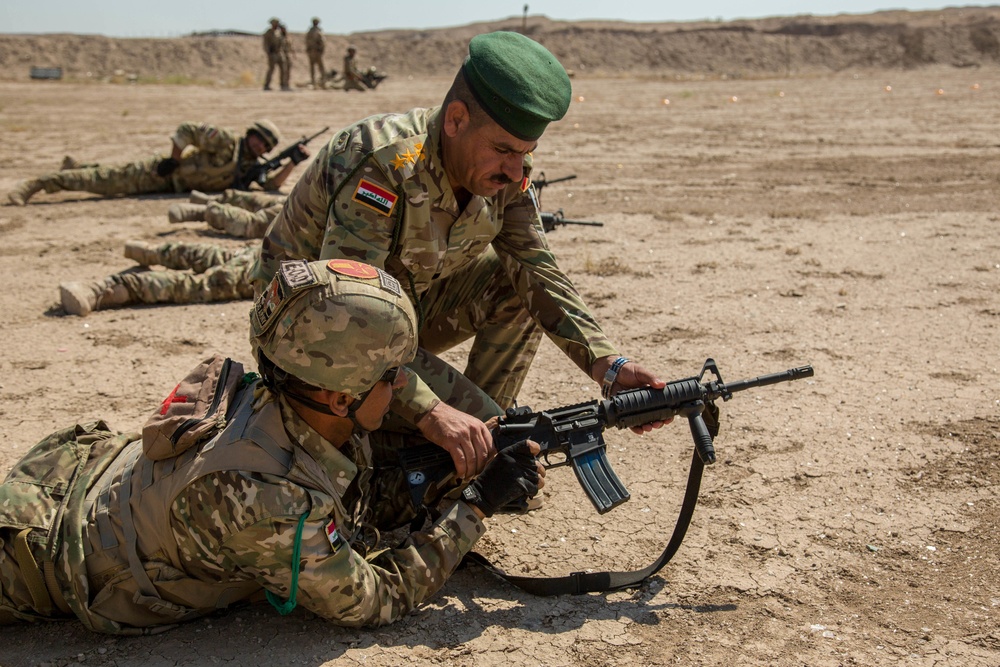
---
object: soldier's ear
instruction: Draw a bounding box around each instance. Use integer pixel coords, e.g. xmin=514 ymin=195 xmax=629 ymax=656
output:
xmin=443 ymin=100 xmax=471 ymax=138
xmin=324 ymin=390 xmax=353 ymax=417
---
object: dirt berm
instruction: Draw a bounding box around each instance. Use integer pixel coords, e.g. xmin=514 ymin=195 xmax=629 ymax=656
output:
xmin=2 ymin=7 xmax=1000 ymax=84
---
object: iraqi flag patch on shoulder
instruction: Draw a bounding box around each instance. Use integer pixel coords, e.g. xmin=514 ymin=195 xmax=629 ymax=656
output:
xmin=352 ymin=179 xmax=398 ymax=216
xmin=326 ymin=520 xmax=344 ymax=555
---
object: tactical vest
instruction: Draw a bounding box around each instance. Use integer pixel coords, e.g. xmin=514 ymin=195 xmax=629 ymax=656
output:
xmin=65 ymin=388 xmax=354 ymax=634
xmin=174 ymin=147 xmax=241 ymax=192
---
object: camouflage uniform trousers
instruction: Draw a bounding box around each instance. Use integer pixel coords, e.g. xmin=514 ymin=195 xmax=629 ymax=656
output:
xmin=307 ymin=50 xmax=325 ymax=86
xmin=264 ymin=52 xmax=286 ymax=90
xmin=207 ymin=190 xmax=285 ymax=239
xmin=117 ymin=242 xmax=257 ymax=305
xmin=36 ymin=156 xmax=174 ymax=198
xmin=419 ymin=245 xmax=542 ymax=414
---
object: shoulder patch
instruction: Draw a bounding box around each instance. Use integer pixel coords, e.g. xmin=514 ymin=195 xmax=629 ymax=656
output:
xmin=327 ymin=259 xmax=379 ymax=279
xmin=352 ymin=178 xmax=398 ymax=216
xmin=250 ymin=260 xmax=319 ymax=336
xmin=376 ymin=269 xmax=401 ymax=297
xmin=280 ymin=259 xmax=320 ymax=290
xmin=326 ymin=520 xmax=344 ymax=554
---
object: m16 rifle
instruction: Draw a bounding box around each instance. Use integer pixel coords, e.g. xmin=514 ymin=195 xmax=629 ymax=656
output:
xmin=399 ymin=359 xmax=814 ymax=595
xmin=400 ymin=359 xmax=814 ymax=514
xmin=234 ymin=126 xmax=330 ymax=190
xmin=540 ymin=208 xmax=605 ymax=233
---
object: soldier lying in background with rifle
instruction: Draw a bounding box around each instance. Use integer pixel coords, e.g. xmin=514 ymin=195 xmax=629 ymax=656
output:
xmin=8 ymin=120 xmax=307 ymax=206
xmin=233 ymin=126 xmax=329 ymax=190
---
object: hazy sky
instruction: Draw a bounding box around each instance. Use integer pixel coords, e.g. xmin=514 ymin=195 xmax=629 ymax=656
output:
xmin=1 ymin=1 xmax=992 ymax=37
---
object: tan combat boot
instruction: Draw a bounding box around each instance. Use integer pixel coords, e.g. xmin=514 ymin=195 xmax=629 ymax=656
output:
xmin=59 ymin=278 xmax=133 ymax=316
xmin=168 ymin=203 xmax=207 ymax=223
xmin=123 ymin=240 xmax=161 ymax=267
xmin=188 ymin=190 xmax=222 ymax=205
xmin=7 ymin=179 xmax=43 ymax=206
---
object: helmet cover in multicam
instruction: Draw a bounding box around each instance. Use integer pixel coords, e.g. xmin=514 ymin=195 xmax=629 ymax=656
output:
xmin=250 ymin=259 xmax=418 ymax=398
xmin=247 ymin=119 xmax=281 ymax=152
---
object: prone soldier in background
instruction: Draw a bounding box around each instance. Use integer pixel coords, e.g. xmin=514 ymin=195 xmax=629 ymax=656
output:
xmin=58 ymin=240 xmax=258 ymax=316
xmin=168 ymin=189 xmax=286 ymax=239
xmin=7 ymin=120 xmax=303 ymax=206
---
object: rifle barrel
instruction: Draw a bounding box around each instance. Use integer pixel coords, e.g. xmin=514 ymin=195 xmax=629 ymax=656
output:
xmin=724 ymin=366 xmax=814 ymax=394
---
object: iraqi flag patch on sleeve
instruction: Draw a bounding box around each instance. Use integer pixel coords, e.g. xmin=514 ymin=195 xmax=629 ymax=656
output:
xmin=352 ymin=179 xmax=398 ymax=216
xmin=326 ymin=520 xmax=344 ymax=555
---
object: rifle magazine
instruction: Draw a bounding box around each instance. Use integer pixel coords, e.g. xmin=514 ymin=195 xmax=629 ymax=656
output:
xmin=570 ymin=447 xmax=630 ymax=514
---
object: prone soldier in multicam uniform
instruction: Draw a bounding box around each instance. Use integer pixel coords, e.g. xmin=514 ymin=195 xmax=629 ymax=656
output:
xmin=58 ymin=240 xmax=258 ymax=316
xmin=167 ymin=188 xmax=287 ymax=239
xmin=253 ymin=31 xmax=670 ymax=483
xmin=0 ymin=259 xmax=544 ymax=633
xmin=7 ymin=120 xmax=301 ymax=206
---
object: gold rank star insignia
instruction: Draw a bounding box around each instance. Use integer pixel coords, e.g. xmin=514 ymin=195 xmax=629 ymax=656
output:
xmin=390 ymin=153 xmax=409 ymax=170
xmin=389 ymin=145 xmax=425 ymax=171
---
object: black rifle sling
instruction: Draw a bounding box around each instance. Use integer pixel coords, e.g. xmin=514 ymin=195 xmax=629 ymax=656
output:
xmin=463 ymin=449 xmax=705 ymax=595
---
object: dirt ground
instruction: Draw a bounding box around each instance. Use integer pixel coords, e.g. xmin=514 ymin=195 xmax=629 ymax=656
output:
xmin=0 ymin=65 xmax=998 ymax=667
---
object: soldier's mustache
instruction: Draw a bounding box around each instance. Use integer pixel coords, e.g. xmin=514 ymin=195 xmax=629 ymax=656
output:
xmin=490 ymin=174 xmax=513 ymax=185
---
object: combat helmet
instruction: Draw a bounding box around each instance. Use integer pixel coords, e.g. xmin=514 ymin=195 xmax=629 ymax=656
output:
xmin=250 ymin=259 xmax=417 ymax=399
xmin=247 ymin=119 xmax=281 ymax=152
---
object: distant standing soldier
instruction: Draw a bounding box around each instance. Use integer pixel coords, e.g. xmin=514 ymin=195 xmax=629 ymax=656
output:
xmin=305 ymin=17 xmax=326 ymax=88
xmin=278 ymin=24 xmax=293 ymax=91
xmin=59 ymin=240 xmax=258 ymax=316
xmin=6 ymin=120 xmax=303 ymax=206
xmin=262 ymin=17 xmax=284 ymax=91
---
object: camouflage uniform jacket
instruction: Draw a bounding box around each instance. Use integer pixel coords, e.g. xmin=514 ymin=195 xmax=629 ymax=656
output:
xmin=305 ymin=26 xmax=324 ymax=54
xmin=170 ymin=122 xmax=282 ymax=192
xmin=262 ymin=27 xmax=281 ymax=55
xmin=4 ymin=383 xmax=483 ymax=634
xmin=252 ymin=107 xmax=618 ymax=422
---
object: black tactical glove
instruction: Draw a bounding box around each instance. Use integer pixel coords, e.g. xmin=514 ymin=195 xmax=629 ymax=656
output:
xmin=289 ymin=145 xmax=308 ymax=165
xmin=461 ymin=440 xmax=539 ymax=518
xmin=156 ymin=157 xmax=179 ymax=177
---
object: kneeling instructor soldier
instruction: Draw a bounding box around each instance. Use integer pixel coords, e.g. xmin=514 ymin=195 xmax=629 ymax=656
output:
xmin=0 ymin=259 xmax=543 ymax=633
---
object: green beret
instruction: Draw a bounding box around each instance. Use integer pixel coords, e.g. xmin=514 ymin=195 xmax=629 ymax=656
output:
xmin=462 ymin=31 xmax=571 ymax=141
